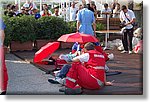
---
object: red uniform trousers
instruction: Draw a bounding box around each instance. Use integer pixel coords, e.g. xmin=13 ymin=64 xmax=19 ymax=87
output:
xmin=0 ymin=46 xmax=8 ymax=92
xmin=66 ymin=63 xmax=105 ymax=90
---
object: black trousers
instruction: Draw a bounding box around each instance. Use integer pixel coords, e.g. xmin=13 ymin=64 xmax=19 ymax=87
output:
xmin=122 ymin=28 xmax=134 ymax=51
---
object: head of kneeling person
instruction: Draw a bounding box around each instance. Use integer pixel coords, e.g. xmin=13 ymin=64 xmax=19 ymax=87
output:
xmin=83 ymin=42 xmax=95 ymax=52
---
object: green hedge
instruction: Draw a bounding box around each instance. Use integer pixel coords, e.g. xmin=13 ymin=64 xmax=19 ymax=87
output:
xmin=96 ymin=23 xmax=105 ymax=31
xmin=3 ymin=15 xmax=104 ymax=46
xmin=3 ymin=15 xmax=74 ymax=46
xmin=36 ymin=16 xmax=71 ymax=40
xmin=3 ymin=15 xmax=37 ymax=45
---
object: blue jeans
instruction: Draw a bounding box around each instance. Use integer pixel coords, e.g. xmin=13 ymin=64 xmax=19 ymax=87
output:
xmin=56 ymin=64 xmax=71 ymax=79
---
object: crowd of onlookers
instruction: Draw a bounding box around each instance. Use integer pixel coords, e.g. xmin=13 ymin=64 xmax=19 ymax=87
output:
xmin=3 ymin=0 xmax=122 ymax=21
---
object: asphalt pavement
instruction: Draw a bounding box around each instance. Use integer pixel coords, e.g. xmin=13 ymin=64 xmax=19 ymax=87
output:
xmin=5 ymin=49 xmax=143 ymax=95
xmin=5 ymin=54 xmax=64 ymax=95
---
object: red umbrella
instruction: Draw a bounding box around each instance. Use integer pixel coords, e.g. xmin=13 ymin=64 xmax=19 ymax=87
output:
xmin=57 ymin=32 xmax=98 ymax=43
xmin=34 ymin=42 xmax=60 ymax=63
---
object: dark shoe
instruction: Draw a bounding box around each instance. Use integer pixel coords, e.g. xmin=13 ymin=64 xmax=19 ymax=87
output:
xmin=64 ymin=87 xmax=82 ymax=95
xmin=48 ymin=78 xmax=59 ymax=84
xmin=59 ymin=87 xmax=65 ymax=92
xmin=0 ymin=91 xmax=6 ymax=95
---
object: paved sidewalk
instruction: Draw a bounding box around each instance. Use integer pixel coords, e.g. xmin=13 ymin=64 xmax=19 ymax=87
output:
xmin=5 ymin=49 xmax=143 ymax=95
xmin=5 ymin=54 xmax=64 ymax=95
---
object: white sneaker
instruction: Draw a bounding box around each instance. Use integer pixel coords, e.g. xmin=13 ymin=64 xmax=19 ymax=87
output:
xmin=105 ymin=65 xmax=109 ymax=72
xmin=129 ymin=51 xmax=132 ymax=54
xmin=121 ymin=50 xmax=128 ymax=53
xmin=54 ymin=70 xmax=60 ymax=76
xmin=56 ymin=77 xmax=66 ymax=85
xmin=108 ymin=53 xmax=114 ymax=60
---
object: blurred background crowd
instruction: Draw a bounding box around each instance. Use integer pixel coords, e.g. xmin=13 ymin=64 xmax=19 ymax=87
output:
xmin=1 ymin=0 xmax=143 ymax=22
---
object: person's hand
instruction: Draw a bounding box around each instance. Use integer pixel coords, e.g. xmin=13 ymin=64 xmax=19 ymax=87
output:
xmin=125 ymin=22 xmax=131 ymax=26
xmin=105 ymin=80 xmax=114 ymax=86
xmin=67 ymin=61 xmax=73 ymax=64
xmin=94 ymin=31 xmax=96 ymax=37
xmin=76 ymin=29 xmax=79 ymax=32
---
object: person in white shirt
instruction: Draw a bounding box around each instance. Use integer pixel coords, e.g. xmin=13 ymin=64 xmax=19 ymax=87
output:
xmin=102 ymin=3 xmax=112 ymax=18
xmin=23 ymin=0 xmax=30 ymax=9
xmin=69 ymin=2 xmax=78 ymax=21
xmin=120 ymin=5 xmax=136 ymax=54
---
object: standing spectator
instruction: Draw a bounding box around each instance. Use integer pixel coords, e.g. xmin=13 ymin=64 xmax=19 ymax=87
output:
xmin=28 ymin=0 xmax=38 ymax=14
xmin=14 ymin=4 xmax=20 ymax=15
xmin=17 ymin=7 xmax=29 ymax=16
xmin=120 ymin=5 xmax=136 ymax=54
xmin=52 ymin=7 xmax=62 ymax=18
xmin=112 ymin=3 xmax=121 ymax=18
xmin=69 ymin=2 xmax=78 ymax=21
xmin=7 ymin=5 xmax=16 ymax=17
xmin=8 ymin=4 xmax=20 ymax=16
xmin=102 ymin=3 xmax=112 ymax=18
xmin=0 ymin=18 xmax=8 ymax=95
xmin=23 ymin=0 xmax=30 ymax=9
xmin=40 ymin=4 xmax=52 ymax=17
xmin=4 ymin=4 xmax=12 ymax=16
xmin=30 ymin=8 xmax=38 ymax=15
xmin=65 ymin=3 xmax=70 ymax=22
xmin=75 ymin=4 xmax=83 ymax=20
xmin=110 ymin=0 xmax=118 ymax=12
xmin=42 ymin=9 xmax=51 ymax=17
xmin=23 ymin=0 xmax=34 ymax=15
xmin=29 ymin=0 xmax=37 ymax=10
xmin=87 ymin=1 xmax=97 ymax=18
xmin=78 ymin=4 xmax=83 ymax=11
xmin=76 ymin=3 xmax=96 ymax=36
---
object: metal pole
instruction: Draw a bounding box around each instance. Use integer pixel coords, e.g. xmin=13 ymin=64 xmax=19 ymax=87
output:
xmin=18 ymin=0 xmax=21 ymax=12
xmin=104 ymin=13 xmax=110 ymax=50
xmin=15 ymin=0 xmax=18 ymax=4
xmin=107 ymin=14 xmax=109 ymax=39
xmin=40 ymin=0 xmax=42 ymax=12
xmin=105 ymin=14 xmax=108 ymax=49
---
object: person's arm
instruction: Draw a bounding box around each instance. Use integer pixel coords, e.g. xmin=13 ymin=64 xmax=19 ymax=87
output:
xmin=76 ymin=11 xmax=81 ymax=32
xmin=48 ymin=10 xmax=52 ymax=15
xmin=126 ymin=11 xmax=136 ymax=25
xmin=119 ymin=11 xmax=124 ymax=22
xmin=0 ymin=30 xmax=5 ymax=45
xmin=0 ymin=19 xmax=6 ymax=46
xmin=77 ymin=20 xmax=80 ymax=32
xmin=93 ymin=22 xmax=96 ymax=37
xmin=125 ymin=18 xmax=136 ymax=26
xmin=66 ymin=54 xmax=81 ymax=64
xmin=72 ymin=57 xmax=80 ymax=62
xmin=105 ymin=81 xmax=114 ymax=86
xmin=72 ymin=53 xmax=89 ymax=63
xmin=104 ymin=74 xmax=114 ymax=86
xmin=102 ymin=10 xmax=112 ymax=15
xmin=91 ymin=12 xmax=96 ymax=37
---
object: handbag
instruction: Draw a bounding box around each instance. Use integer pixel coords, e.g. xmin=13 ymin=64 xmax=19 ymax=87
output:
xmin=120 ymin=21 xmax=126 ymax=28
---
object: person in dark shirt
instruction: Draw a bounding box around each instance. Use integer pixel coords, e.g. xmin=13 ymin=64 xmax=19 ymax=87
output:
xmin=87 ymin=1 xmax=97 ymax=18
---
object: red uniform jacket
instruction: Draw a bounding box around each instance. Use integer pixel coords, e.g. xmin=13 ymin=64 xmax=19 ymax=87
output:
xmin=95 ymin=46 xmax=109 ymax=61
xmin=84 ymin=50 xmax=106 ymax=83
